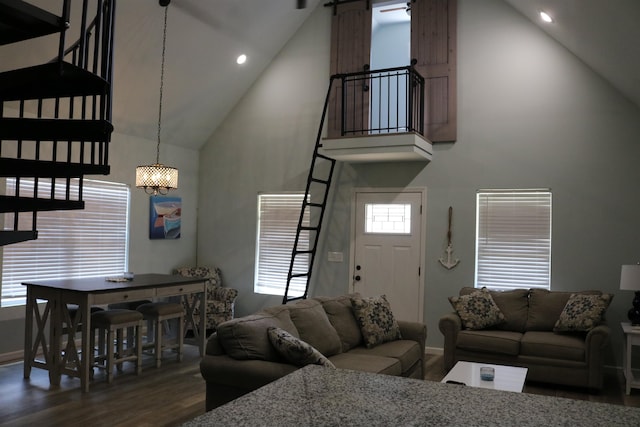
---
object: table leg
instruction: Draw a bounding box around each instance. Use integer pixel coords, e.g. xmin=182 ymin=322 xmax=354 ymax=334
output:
xmin=49 ymin=293 xmax=61 ymax=386
xmin=198 ymin=286 xmax=206 ymax=356
xmin=625 ymin=334 xmax=632 ymax=395
xmin=80 ymin=298 xmax=92 ymax=393
xmin=23 ymin=286 xmax=34 ymax=379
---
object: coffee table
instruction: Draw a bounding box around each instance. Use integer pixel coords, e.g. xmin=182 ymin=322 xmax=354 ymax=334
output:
xmin=441 ymin=361 xmax=528 ymax=392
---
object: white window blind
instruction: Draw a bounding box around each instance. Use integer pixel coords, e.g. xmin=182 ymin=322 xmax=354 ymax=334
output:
xmin=1 ymin=178 xmax=130 ymax=307
xmin=475 ymin=190 xmax=552 ymax=291
xmin=254 ymin=193 xmax=309 ymax=297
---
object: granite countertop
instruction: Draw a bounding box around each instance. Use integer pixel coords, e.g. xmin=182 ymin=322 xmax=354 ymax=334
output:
xmin=184 ymin=364 xmax=640 ymax=426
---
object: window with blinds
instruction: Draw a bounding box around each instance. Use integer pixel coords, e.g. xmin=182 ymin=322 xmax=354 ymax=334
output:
xmin=1 ymin=178 xmax=130 ymax=307
xmin=475 ymin=189 xmax=552 ymax=291
xmin=254 ymin=193 xmax=309 ymax=297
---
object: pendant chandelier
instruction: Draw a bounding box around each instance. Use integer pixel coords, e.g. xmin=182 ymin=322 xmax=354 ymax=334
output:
xmin=136 ymin=0 xmax=178 ymax=195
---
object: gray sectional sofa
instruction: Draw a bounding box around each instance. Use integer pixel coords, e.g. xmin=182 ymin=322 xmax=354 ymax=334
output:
xmin=200 ymin=294 xmax=427 ymax=410
xmin=439 ymin=287 xmax=612 ymax=391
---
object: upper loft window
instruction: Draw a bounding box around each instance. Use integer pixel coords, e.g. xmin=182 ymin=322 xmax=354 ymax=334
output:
xmin=1 ymin=178 xmax=130 ymax=307
xmin=475 ymin=189 xmax=552 ymax=291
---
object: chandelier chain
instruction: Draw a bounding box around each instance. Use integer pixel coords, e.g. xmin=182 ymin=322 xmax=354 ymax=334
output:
xmin=156 ymin=4 xmax=169 ymax=165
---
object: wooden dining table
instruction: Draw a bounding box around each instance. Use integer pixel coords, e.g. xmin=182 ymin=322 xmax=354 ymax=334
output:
xmin=22 ymin=273 xmax=207 ymax=392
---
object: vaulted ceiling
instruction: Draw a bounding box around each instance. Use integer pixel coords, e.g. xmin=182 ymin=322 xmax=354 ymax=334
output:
xmin=503 ymin=0 xmax=640 ymax=111
xmin=1 ymin=0 xmax=638 ymax=151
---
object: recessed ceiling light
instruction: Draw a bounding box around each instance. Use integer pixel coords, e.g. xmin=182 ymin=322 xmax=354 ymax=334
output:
xmin=540 ymin=11 xmax=553 ymax=23
xmin=236 ymin=54 xmax=247 ymax=65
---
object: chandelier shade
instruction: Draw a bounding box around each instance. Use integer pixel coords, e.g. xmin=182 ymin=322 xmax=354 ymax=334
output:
xmin=136 ymin=163 xmax=178 ymax=195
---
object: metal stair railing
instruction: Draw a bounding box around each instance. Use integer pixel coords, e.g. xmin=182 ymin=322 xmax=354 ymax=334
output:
xmin=0 ymin=0 xmax=117 ymax=246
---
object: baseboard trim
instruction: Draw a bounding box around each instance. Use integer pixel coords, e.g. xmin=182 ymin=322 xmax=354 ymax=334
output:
xmin=0 ymin=349 xmax=24 ymax=364
xmin=425 ymin=346 xmax=443 ymax=355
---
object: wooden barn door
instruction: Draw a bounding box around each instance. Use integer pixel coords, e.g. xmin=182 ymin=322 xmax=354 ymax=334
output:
xmin=411 ymin=0 xmax=457 ymax=142
xmin=328 ymin=1 xmax=372 ymax=138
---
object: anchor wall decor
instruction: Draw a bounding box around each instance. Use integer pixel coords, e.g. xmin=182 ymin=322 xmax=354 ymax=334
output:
xmin=439 ymin=206 xmax=460 ymax=270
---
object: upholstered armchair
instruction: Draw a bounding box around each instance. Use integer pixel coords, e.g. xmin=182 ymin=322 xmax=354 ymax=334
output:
xmin=173 ymin=266 xmax=238 ymax=335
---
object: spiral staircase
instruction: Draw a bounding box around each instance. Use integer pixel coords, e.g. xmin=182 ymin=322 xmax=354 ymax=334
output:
xmin=0 ymin=0 xmax=116 ymax=246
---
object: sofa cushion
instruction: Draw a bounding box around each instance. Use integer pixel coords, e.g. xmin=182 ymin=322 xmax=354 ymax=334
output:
xmin=328 ymin=352 xmax=402 ymax=376
xmin=351 ymin=295 xmax=402 ymax=348
xmin=267 ymin=299 xmax=342 ymax=357
xmin=348 ymin=340 xmax=422 ymax=375
xmin=520 ymin=331 xmax=585 ymax=361
xmin=526 ymin=289 xmax=602 ymax=331
xmin=315 ymin=294 xmax=363 ymax=351
xmin=553 ymin=293 xmax=613 ymax=332
xmin=456 ymin=330 xmax=522 ymax=356
xmin=267 ymin=327 xmax=335 ymax=368
xmin=216 ymin=310 xmax=299 ymax=361
xmin=449 ymin=288 xmax=505 ymax=330
xmin=460 ymin=287 xmax=529 ymax=332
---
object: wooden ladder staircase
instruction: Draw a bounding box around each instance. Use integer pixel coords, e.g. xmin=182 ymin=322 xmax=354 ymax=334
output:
xmin=0 ymin=0 xmax=116 ymax=246
xmin=283 ymin=77 xmax=337 ymax=303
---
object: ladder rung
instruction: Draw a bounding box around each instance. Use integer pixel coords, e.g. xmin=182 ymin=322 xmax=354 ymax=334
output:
xmin=306 ymin=202 xmax=323 ymax=208
xmin=299 ymin=226 xmax=318 ymax=231
xmin=293 ymin=250 xmax=313 ymax=255
xmin=317 ymin=154 xmax=334 ymax=161
xmin=284 ymin=295 xmax=306 ymax=304
xmin=310 ymin=178 xmax=329 ymax=185
xmin=289 ymin=273 xmax=309 ymax=279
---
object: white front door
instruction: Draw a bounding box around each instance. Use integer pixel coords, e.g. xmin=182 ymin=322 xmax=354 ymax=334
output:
xmin=351 ymin=189 xmax=425 ymax=323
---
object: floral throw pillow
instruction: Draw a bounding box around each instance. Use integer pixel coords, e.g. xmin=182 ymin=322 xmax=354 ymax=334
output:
xmin=448 ymin=288 xmax=505 ymax=330
xmin=351 ymin=295 xmax=402 ymax=348
xmin=267 ymin=327 xmax=335 ymax=368
xmin=553 ymin=293 xmax=613 ymax=332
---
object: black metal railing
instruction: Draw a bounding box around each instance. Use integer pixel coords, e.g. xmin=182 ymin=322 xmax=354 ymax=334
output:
xmin=53 ymin=0 xmax=116 ymax=167
xmin=0 ymin=0 xmax=117 ymax=245
xmin=336 ymin=65 xmax=424 ymax=137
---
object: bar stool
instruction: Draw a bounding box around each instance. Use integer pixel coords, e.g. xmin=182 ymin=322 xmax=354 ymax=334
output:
xmin=108 ymin=300 xmax=152 ymax=342
xmin=136 ymin=301 xmax=185 ymax=368
xmin=90 ymin=309 xmax=144 ymax=383
xmin=65 ymin=304 xmax=104 ymax=332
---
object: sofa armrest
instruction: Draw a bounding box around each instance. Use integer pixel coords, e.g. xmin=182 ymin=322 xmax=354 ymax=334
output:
xmin=398 ymin=320 xmax=427 ymax=351
xmin=438 ymin=312 xmax=462 ymax=371
xmin=211 ymin=286 xmax=238 ymax=303
xmin=584 ymin=324 xmax=610 ymax=390
xmin=585 ymin=324 xmax=610 ymax=349
xmin=200 ymin=354 xmax=297 ymax=389
xmin=201 ymin=354 xmax=298 ymax=410
xmin=205 ymin=332 xmax=226 ymax=356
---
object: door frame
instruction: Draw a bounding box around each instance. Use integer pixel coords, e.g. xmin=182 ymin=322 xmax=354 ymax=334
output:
xmin=348 ymin=187 xmax=427 ymax=323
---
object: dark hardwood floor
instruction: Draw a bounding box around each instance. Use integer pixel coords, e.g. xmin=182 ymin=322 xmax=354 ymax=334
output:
xmin=0 ymin=345 xmax=206 ymax=427
xmin=1 ymin=350 xmax=638 ymax=426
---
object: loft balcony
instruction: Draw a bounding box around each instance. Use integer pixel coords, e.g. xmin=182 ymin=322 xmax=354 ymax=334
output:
xmin=320 ymin=66 xmax=432 ymax=163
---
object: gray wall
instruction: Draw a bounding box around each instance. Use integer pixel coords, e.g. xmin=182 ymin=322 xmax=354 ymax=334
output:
xmin=198 ymin=0 xmax=640 ymax=367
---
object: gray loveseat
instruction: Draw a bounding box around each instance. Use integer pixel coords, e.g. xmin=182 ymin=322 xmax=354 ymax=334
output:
xmin=439 ymin=287 xmax=612 ymax=391
xmin=200 ymin=294 xmax=427 ymax=410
